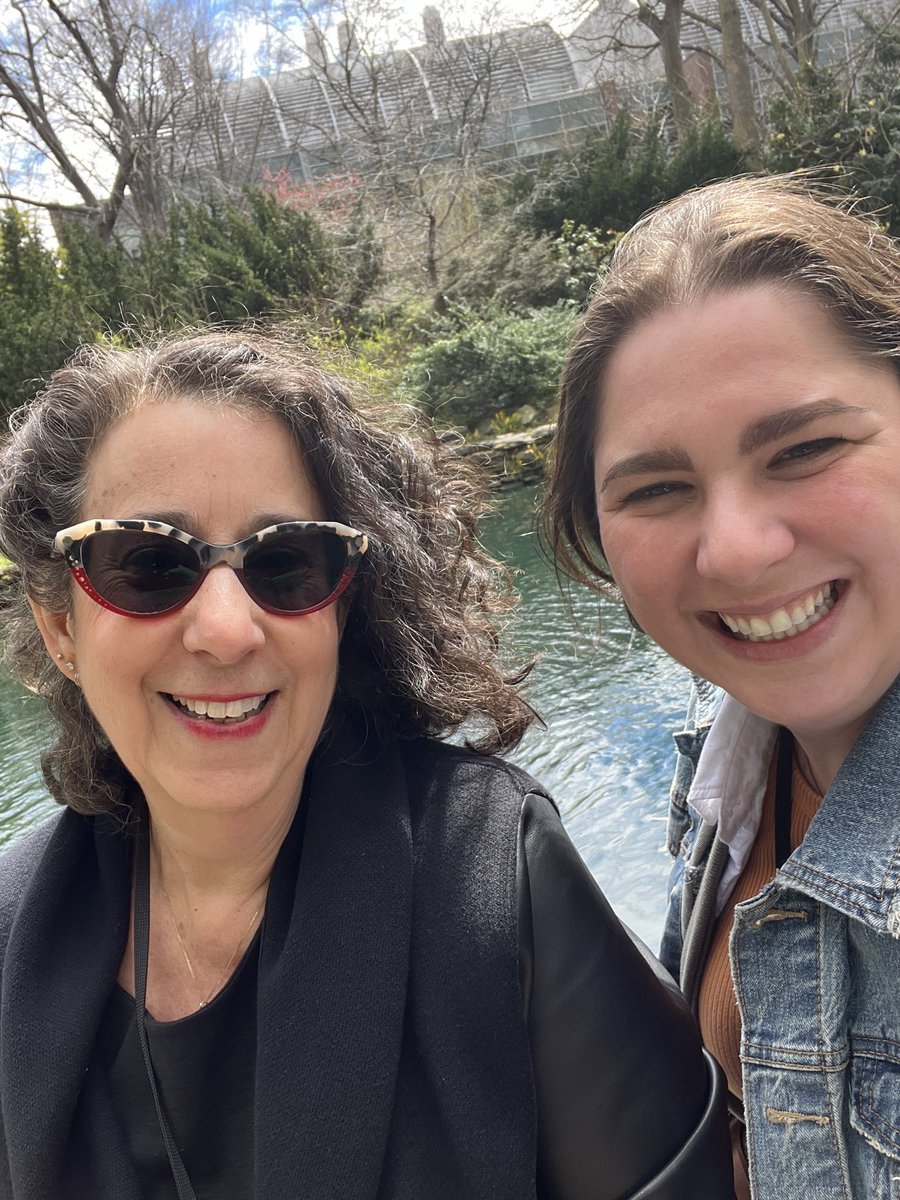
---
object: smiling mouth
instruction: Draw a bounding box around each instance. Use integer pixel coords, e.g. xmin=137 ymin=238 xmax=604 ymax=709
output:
xmin=167 ymin=694 xmax=271 ymax=723
xmin=716 ymin=583 xmax=838 ymax=642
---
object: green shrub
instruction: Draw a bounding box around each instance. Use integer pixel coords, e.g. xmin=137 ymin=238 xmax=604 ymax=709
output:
xmin=337 ymin=300 xmax=430 ymax=398
xmin=0 ymin=187 xmax=367 ymax=416
xmin=402 ymin=302 xmax=577 ymax=429
xmin=766 ymin=28 xmax=900 ymax=234
xmin=441 ymin=219 xmax=617 ymax=311
xmin=134 ymin=189 xmax=340 ymax=325
xmin=516 ymin=111 xmax=741 ymax=238
xmin=0 ymin=209 xmax=100 ymax=411
xmin=666 ymin=118 xmax=744 ymax=200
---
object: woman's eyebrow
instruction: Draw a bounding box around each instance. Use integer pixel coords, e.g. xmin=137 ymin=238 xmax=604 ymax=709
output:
xmin=738 ymin=399 xmax=867 ymax=455
xmin=598 ymin=398 xmax=869 ymax=493
xmin=128 ymin=510 xmax=193 ymax=528
xmin=598 ymin=447 xmax=692 ymax=493
xmin=599 ymin=398 xmax=870 ymax=492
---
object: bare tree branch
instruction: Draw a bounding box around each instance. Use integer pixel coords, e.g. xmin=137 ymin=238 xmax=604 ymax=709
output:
xmin=0 ymin=0 xmax=239 ymax=238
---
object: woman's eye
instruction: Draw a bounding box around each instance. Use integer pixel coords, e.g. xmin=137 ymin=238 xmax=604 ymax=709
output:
xmin=770 ymin=437 xmax=847 ymax=467
xmin=619 ymin=480 xmax=691 ymax=506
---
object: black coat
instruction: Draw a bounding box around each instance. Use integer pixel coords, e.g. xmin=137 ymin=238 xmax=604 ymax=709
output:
xmin=0 ymin=735 xmax=732 ymax=1199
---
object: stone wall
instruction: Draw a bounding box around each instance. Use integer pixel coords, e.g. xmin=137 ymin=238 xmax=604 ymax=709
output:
xmin=457 ymin=423 xmax=555 ymax=490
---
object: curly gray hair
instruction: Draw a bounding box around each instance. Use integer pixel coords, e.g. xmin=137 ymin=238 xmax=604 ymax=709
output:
xmin=0 ymin=330 xmax=536 ymax=815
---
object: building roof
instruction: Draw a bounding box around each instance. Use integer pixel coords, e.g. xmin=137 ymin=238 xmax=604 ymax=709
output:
xmin=176 ymin=14 xmax=605 ymax=188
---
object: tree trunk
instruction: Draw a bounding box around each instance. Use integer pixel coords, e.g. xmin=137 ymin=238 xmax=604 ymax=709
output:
xmin=637 ymin=0 xmax=695 ymax=139
xmin=787 ymin=0 xmax=817 ymax=67
xmin=718 ymin=0 xmax=761 ymax=164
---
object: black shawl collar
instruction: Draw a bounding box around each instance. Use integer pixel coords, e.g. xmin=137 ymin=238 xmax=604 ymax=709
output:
xmin=255 ymin=732 xmax=413 ymax=1196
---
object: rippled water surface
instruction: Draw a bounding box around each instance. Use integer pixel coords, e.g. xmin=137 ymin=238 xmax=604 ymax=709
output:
xmin=0 ymin=680 xmax=56 ymax=839
xmin=0 ymin=488 xmax=690 ymax=947
xmin=480 ymin=488 xmax=691 ymax=946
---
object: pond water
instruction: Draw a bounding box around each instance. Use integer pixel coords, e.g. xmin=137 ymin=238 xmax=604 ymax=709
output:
xmin=0 ymin=487 xmax=691 ymax=948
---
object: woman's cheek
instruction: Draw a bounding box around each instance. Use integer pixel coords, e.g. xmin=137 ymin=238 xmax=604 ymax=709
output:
xmin=604 ymin=522 xmax=653 ymax=594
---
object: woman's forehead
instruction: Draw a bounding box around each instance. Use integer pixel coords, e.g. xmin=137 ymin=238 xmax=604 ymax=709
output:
xmin=594 ymin=284 xmax=879 ymax=454
xmin=81 ymin=398 xmax=323 ymax=529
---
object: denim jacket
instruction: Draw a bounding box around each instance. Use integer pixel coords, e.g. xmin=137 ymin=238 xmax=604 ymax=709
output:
xmin=660 ymin=673 xmax=900 ymax=1200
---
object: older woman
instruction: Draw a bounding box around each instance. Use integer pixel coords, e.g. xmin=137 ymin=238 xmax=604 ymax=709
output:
xmin=543 ymin=174 xmax=900 ymax=1198
xmin=0 ymin=331 xmax=730 ymax=1200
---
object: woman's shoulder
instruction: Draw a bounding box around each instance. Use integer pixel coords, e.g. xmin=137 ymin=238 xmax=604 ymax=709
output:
xmin=0 ymin=814 xmax=63 ymax=882
xmin=0 ymin=814 xmax=66 ymax=942
xmin=396 ymin=740 xmax=556 ymax=895
xmin=400 ymin=738 xmax=553 ymax=810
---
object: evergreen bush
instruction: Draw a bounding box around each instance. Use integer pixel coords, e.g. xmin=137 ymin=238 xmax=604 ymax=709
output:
xmin=0 ymin=188 xmax=364 ymax=416
xmin=0 ymin=210 xmax=96 ymax=409
xmin=515 ymin=111 xmax=741 ymax=238
xmin=766 ymin=27 xmax=900 ymax=235
xmin=402 ymin=302 xmax=577 ymax=430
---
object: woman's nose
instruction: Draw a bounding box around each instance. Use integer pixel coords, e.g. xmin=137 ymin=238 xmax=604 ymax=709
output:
xmin=695 ymin=486 xmax=795 ymax=587
xmin=180 ymin=565 xmax=266 ymax=662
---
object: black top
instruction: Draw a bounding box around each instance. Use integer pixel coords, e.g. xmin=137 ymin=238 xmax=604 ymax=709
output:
xmin=94 ymin=936 xmax=260 ymax=1200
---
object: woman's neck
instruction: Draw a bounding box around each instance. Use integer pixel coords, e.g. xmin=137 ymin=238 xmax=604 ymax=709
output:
xmin=791 ymin=722 xmax=865 ymax=796
xmin=147 ymin=792 xmax=298 ymax=907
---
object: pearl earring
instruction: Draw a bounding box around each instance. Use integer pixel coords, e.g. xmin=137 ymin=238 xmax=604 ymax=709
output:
xmin=55 ymin=652 xmax=78 ymax=684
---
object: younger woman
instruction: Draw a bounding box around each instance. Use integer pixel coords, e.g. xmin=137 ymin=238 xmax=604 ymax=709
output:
xmin=544 ymin=175 xmax=900 ymax=1199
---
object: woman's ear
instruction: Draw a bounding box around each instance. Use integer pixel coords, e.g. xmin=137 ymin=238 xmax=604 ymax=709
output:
xmin=29 ymin=600 xmax=77 ymax=678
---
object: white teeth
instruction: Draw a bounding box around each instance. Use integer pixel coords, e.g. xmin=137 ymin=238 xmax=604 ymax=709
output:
xmin=772 ymin=609 xmax=792 ymax=638
xmin=718 ymin=584 xmax=837 ymax=643
xmin=171 ymin=694 xmax=267 ymax=721
xmin=768 ymin=609 xmax=793 ymax=634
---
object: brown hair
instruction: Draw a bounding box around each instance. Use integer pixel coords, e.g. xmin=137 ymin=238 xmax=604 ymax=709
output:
xmin=0 ymin=330 xmax=536 ymax=814
xmin=542 ymin=173 xmax=900 ymax=592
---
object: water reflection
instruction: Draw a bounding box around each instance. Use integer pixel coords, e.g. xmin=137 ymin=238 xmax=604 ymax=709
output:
xmin=0 ymin=488 xmax=691 ymax=947
xmin=481 ymin=488 xmax=690 ymax=947
xmin=0 ymin=680 xmax=56 ymax=836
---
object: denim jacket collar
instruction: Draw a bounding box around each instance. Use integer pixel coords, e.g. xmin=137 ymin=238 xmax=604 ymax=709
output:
xmin=781 ymin=676 xmax=900 ymax=937
xmin=690 ymin=675 xmax=900 ymax=936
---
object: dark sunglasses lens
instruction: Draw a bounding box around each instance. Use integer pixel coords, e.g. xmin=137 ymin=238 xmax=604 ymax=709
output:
xmin=242 ymin=529 xmax=349 ymax=613
xmin=82 ymin=530 xmax=201 ymax=614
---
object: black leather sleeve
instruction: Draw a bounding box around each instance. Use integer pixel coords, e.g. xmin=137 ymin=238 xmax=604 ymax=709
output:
xmin=518 ymin=793 xmax=734 ymax=1200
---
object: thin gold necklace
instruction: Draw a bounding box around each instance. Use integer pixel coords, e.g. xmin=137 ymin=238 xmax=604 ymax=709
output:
xmin=161 ymin=884 xmax=263 ymax=1009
